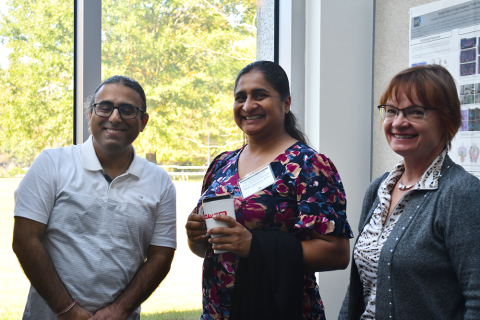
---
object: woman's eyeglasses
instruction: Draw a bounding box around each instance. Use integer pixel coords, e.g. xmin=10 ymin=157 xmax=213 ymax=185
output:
xmin=377 ymin=105 xmax=435 ymax=122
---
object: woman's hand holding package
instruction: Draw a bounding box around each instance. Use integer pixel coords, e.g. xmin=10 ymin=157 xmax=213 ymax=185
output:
xmin=207 ymin=215 xmax=252 ymax=258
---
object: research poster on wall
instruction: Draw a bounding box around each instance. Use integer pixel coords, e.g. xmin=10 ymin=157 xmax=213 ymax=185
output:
xmin=409 ymin=0 xmax=480 ymax=178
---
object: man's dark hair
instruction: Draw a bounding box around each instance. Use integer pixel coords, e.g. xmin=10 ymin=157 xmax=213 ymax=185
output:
xmin=87 ymin=75 xmax=148 ymax=120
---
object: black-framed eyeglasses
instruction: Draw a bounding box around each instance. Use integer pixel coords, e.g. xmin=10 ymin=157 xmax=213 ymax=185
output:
xmin=92 ymin=102 xmax=145 ymax=120
xmin=377 ymin=105 xmax=436 ymax=123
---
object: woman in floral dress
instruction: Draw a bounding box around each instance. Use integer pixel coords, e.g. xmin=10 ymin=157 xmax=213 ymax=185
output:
xmin=186 ymin=61 xmax=353 ymax=320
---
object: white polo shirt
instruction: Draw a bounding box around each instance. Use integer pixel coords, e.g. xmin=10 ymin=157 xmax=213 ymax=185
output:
xmin=14 ymin=136 xmax=176 ymax=319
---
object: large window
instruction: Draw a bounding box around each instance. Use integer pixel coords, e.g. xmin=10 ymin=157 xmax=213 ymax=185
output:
xmin=0 ymin=0 xmax=74 ymax=176
xmin=0 ymin=0 xmax=256 ymax=318
xmin=101 ymin=0 xmax=257 ymax=316
xmin=0 ymin=0 xmax=74 ymax=317
xmin=102 ymin=0 xmax=257 ymax=166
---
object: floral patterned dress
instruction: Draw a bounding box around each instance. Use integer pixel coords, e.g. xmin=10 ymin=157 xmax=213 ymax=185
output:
xmin=197 ymin=141 xmax=353 ymax=320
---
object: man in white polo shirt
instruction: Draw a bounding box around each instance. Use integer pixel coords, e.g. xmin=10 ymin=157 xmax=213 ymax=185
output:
xmin=12 ymin=76 xmax=176 ymax=319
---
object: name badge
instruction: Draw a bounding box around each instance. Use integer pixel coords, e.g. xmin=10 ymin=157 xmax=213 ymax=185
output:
xmin=238 ymin=165 xmax=276 ymax=198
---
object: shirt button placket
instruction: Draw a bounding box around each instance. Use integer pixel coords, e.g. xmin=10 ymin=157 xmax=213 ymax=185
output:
xmin=109 ymin=183 xmax=115 ymax=200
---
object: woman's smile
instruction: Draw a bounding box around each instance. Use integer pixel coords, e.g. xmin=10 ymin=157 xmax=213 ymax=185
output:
xmin=392 ymin=134 xmax=417 ymax=139
xmin=243 ymin=115 xmax=264 ymax=120
xmin=233 ymin=70 xmax=288 ymax=138
xmin=393 ymin=133 xmax=418 ymax=140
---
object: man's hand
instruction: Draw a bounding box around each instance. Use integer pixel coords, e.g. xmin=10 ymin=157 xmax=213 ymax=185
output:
xmin=89 ymin=305 xmax=126 ymax=320
xmin=207 ymin=215 xmax=252 ymax=257
xmin=57 ymin=304 xmax=93 ymax=320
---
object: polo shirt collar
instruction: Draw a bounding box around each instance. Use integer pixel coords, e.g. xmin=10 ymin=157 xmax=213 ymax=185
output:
xmin=81 ymin=135 xmax=143 ymax=178
xmin=81 ymin=136 xmax=103 ymax=171
xmin=127 ymin=149 xmax=143 ymax=178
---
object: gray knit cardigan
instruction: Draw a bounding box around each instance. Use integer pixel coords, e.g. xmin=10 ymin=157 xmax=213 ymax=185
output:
xmin=338 ymin=155 xmax=480 ymax=320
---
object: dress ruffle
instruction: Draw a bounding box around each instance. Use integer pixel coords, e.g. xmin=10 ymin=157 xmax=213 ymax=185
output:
xmin=295 ymin=213 xmax=335 ymax=234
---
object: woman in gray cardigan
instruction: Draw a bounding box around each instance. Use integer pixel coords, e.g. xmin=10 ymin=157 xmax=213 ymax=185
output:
xmin=339 ymin=65 xmax=480 ymax=320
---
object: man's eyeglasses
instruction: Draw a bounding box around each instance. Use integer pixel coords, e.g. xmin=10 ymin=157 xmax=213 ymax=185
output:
xmin=92 ymin=103 xmax=145 ymax=120
xmin=377 ymin=105 xmax=435 ymax=123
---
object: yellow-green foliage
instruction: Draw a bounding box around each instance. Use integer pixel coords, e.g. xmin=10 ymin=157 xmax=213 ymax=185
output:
xmin=0 ymin=0 xmax=256 ymax=167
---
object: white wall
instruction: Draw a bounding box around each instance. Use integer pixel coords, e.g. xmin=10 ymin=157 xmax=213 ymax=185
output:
xmin=274 ymin=1 xmax=375 ymax=318
xmin=315 ymin=1 xmax=374 ymax=318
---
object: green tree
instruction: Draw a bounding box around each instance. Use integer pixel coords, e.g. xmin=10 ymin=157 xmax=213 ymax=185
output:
xmin=102 ymin=0 xmax=256 ymax=164
xmin=0 ymin=0 xmax=74 ymax=167
xmin=0 ymin=0 xmax=256 ymax=169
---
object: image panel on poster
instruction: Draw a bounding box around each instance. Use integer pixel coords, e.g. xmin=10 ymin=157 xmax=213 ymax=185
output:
xmin=410 ymin=0 xmax=480 ymax=178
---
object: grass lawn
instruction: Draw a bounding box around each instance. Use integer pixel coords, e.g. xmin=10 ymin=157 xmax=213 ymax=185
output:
xmin=0 ymin=178 xmax=204 ymax=320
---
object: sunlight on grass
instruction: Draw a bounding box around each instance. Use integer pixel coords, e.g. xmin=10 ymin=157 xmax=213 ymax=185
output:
xmin=0 ymin=178 xmax=203 ymax=320
xmin=141 ymin=309 xmax=201 ymax=320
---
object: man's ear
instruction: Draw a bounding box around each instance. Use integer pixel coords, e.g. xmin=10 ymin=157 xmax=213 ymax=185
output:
xmin=140 ymin=114 xmax=149 ymax=132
